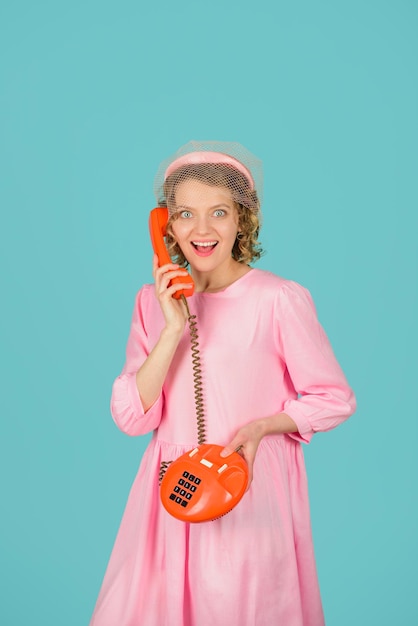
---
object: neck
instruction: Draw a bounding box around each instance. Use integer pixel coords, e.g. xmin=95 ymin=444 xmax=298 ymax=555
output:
xmin=191 ymin=260 xmax=251 ymax=293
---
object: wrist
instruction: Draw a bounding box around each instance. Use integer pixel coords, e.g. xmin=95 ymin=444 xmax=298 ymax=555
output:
xmin=251 ymin=417 xmax=271 ymax=439
xmin=257 ymin=413 xmax=298 ymax=437
xmin=160 ymin=325 xmax=184 ymax=343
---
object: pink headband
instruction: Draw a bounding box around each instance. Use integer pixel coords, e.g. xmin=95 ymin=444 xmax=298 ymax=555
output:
xmin=164 ymin=151 xmax=255 ymax=189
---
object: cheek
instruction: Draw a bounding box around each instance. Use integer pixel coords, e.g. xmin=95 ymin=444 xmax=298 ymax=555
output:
xmin=170 ymin=221 xmax=188 ymax=245
xmin=227 ymin=222 xmax=240 ymax=239
xmin=170 ymin=221 xmax=181 ymax=240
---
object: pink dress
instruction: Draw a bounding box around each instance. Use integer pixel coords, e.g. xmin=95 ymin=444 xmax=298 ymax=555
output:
xmin=90 ymin=269 xmax=355 ymax=626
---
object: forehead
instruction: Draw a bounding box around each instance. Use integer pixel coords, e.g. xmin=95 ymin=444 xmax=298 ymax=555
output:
xmin=174 ymin=179 xmax=235 ymax=209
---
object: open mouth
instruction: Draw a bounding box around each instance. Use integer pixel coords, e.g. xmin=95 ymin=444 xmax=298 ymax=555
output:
xmin=191 ymin=241 xmax=218 ymax=254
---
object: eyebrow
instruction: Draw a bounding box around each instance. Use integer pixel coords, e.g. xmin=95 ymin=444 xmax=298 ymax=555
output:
xmin=175 ymin=204 xmax=231 ymax=211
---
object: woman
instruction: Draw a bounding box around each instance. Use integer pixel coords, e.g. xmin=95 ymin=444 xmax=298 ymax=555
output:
xmin=91 ymin=141 xmax=356 ymax=625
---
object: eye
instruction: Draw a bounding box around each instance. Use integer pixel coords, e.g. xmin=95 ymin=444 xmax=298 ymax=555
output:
xmin=179 ymin=210 xmax=193 ymax=219
xmin=213 ymin=209 xmax=226 ymax=217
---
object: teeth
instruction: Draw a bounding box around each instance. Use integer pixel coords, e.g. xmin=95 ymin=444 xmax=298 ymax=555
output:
xmin=192 ymin=241 xmax=217 ymax=247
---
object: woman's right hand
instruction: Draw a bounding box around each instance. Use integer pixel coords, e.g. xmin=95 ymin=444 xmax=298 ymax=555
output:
xmin=135 ymin=256 xmax=193 ymax=412
xmin=153 ymin=254 xmax=192 ymax=333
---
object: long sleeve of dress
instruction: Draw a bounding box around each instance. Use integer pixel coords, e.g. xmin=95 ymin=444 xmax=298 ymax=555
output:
xmin=110 ymin=287 xmax=164 ymax=436
xmin=275 ymin=281 xmax=356 ymax=444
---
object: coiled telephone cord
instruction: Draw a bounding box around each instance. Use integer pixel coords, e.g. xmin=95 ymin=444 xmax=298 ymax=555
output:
xmin=159 ymin=461 xmax=172 ymax=484
xmin=159 ymin=295 xmax=206 ymax=484
xmin=181 ymin=295 xmax=207 ymax=446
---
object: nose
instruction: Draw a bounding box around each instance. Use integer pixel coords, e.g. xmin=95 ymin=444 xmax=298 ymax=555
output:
xmin=194 ymin=214 xmax=211 ymax=234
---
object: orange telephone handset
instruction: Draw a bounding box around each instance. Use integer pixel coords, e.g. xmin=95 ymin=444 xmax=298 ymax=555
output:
xmin=149 ymin=207 xmax=194 ymax=299
xmin=160 ymin=444 xmax=248 ymax=522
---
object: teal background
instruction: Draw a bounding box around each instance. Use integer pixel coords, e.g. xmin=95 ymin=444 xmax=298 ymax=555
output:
xmin=1 ymin=0 xmax=417 ymax=624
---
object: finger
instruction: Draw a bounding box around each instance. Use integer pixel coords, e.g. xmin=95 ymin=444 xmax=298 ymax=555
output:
xmin=162 ymin=282 xmax=193 ymax=299
xmin=156 ymin=269 xmax=189 ymax=293
xmin=152 ymin=254 xmax=159 ymax=273
xmin=220 ymin=441 xmax=253 ymax=490
xmin=158 ymin=274 xmax=193 ymax=294
xmin=154 ymin=263 xmax=180 ymax=282
xmin=220 ymin=438 xmax=244 ymax=458
xmin=235 ymin=448 xmax=253 ymax=490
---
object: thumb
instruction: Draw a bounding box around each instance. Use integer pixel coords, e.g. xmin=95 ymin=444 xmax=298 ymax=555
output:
xmin=152 ymin=254 xmax=159 ymax=275
xmin=220 ymin=442 xmax=243 ymax=458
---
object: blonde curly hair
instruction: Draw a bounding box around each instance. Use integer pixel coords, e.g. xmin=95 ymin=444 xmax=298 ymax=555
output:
xmin=159 ymin=163 xmax=264 ymax=266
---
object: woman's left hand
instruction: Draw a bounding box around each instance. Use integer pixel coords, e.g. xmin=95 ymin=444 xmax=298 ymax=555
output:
xmin=220 ymin=420 xmax=266 ymax=490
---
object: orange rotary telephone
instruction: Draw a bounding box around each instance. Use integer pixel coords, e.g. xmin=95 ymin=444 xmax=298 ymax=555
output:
xmin=160 ymin=444 xmax=248 ymax=522
xmin=149 ymin=207 xmax=249 ymax=522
